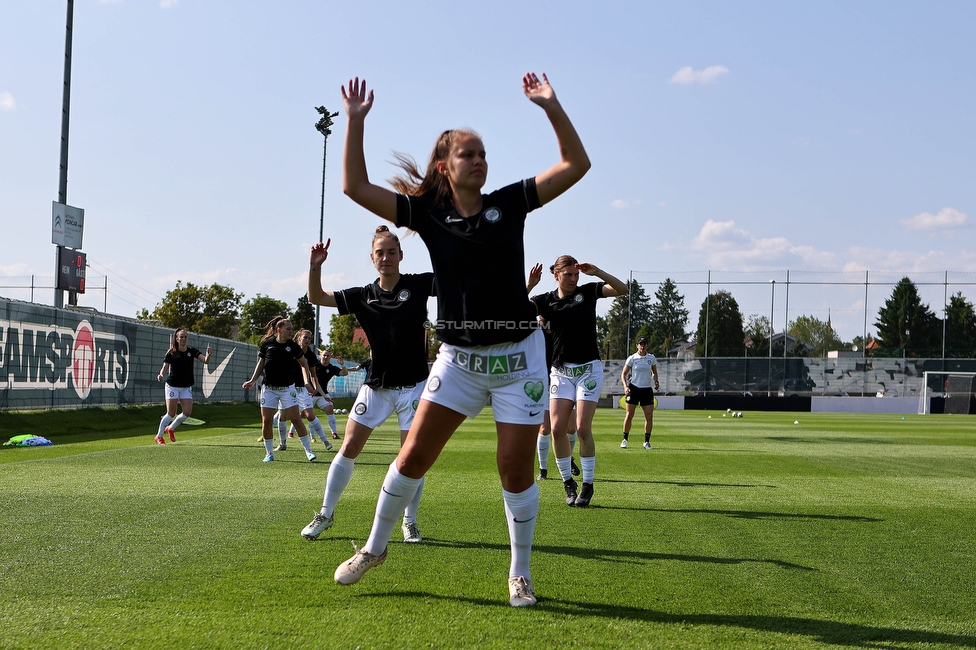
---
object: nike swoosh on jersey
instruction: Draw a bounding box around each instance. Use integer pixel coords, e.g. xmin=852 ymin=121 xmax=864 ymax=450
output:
xmin=202 ymin=348 xmax=236 ymax=398
xmin=444 ymin=216 xmax=466 ymax=223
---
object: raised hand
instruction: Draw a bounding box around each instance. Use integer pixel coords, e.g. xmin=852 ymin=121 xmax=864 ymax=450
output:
xmin=527 ymin=263 xmax=543 ymax=292
xmin=576 ymin=262 xmax=599 ymax=276
xmin=310 ymin=240 xmax=331 ymax=266
xmin=342 ymin=77 xmax=374 ymax=120
xmin=522 ymin=72 xmax=555 ymax=107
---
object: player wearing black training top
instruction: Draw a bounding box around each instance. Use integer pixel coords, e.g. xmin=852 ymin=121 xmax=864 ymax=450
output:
xmin=155 ymin=328 xmax=211 ymax=444
xmin=242 ymin=317 xmax=316 ymax=463
xmin=313 ymin=349 xmax=348 ymax=439
xmin=272 ymin=329 xmax=332 ymax=452
xmin=303 ymin=227 xmax=436 ymax=544
xmin=531 ymin=255 xmax=627 ymax=508
xmin=332 ymin=71 xmax=590 ymax=607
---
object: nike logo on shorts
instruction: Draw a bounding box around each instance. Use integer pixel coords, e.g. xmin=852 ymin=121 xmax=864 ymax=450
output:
xmin=529 ymin=410 xmax=541 ymax=417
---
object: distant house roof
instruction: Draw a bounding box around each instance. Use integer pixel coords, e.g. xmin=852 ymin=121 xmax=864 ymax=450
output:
xmin=353 ymin=327 xmax=370 ymax=348
xmin=770 ymin=332 xmax=815 ymax=352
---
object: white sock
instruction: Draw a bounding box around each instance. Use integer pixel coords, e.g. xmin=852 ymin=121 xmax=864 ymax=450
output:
xmin=170 ymin=413 xmax=187 ymax=431
xmin=567 ymin=432 xmax=578 ymax=455
xmin=310 ymin=418 xmax=327 ymax=442
xmin=277 ymin=413 xmax=288 ymax=443
xmin=403 ymin=476 xmax=425 ymax=523
xmin=263 ymin=438 xmax=274 ymax=455
xmin=555 ymin=456 xmax=572 ymax=481
xmin=503 ymin=483 xmax=538 ymax=580
xmin=537 ymin=434 xmax=550 ymax=470
xmin=157 ymin=414 xmax=173 ymax=437
xmin=322 ymin=453 xmax=356 ymax=517
xmin=364 ymin=462 xmax=423 ymax=556
xmin=327 ymin=414 xmax=337 ymax=434
xmin=581 ymin=455 xmax=596 ymax=484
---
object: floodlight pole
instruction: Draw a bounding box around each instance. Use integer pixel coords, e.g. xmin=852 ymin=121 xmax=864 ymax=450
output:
xmin=769 ymin=280 xmax=775 ymax=397
xmin=313 ymin=107 xmax=339 ymax=350
xmin=55 ymin=0 xmax=75 ymax=309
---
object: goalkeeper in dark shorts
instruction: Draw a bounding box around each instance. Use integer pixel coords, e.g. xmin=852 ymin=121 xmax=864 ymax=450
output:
xmin=620 ymin=336 xmax=659 ymax=450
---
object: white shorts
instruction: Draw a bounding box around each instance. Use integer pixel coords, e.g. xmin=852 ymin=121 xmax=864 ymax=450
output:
xmin=165 ymin=384 xmax=192 ymax=401
xmin=550 ymin=359 xmax=604 ymax=404
xmin=260 ymin=384 xmax=299 ymax=410
xmin=295 ymin=388 xmax=314 ymax=411
xmin=350 ymin=383 xmax=424 ymax=431
xmin=421 ymin=329 xmax=547 ymax=425
xmin=312 ymin=395 xmax=334 ymax=411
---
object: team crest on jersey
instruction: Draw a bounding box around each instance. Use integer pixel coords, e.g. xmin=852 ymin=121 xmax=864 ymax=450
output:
xmin=484 ymin=207 xmax=501 ymax=223
xmin=354 ymin=402 xmax=367 ymax=415
xmin=428 ymin=376 xmax=441 ymax=392
xmin=573 ymin=294 xmax=583 ymax=303
xmin=397 ymin=289 xmax=411 ymax=302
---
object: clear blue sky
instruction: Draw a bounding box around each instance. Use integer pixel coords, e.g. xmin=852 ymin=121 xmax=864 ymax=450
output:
xmin=2 ymin=0 xmax=974 ymax=343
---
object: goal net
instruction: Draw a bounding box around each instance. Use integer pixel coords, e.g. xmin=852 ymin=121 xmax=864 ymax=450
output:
xmin=918 ymin=371 xmax=976 ymax=415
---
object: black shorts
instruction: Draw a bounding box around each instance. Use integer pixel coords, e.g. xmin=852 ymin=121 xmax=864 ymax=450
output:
xmin=626 ymin=385 xmax=655 ymax=407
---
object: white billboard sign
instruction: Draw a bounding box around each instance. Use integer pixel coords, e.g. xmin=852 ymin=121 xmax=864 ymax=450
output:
xmin=52 ymin=202 xmax=85 ymax=249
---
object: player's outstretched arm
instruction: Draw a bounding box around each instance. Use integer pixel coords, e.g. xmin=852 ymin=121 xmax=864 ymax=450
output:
xmin=524 ymin=72 xmax=591 ymax=206
xmin=342 ymin=77 xmax=398 ymax=223
xmin=308 ymin=241 xmax=339 ymax=308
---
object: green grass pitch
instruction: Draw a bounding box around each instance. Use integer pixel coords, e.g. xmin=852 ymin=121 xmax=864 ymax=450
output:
xmin=1 ymin=404 xmax=975 ymax=649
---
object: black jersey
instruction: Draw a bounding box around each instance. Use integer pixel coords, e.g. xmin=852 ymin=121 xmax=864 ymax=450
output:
xmin=164 ymin=347 xmax=202 ymax=388
xmin=258 ymin=337 xmax=304 ymax=387
xmin=335 ymin=273 xmax=435 ymax=389
xmin=293 ymin=347 xmax=319 ymax=386
xmin=531 ymin=282 xmax=606 ymax=365
xmin=396 ymin=179 xmax=541 ymax=346
xmin=316 ymin=362 xmax=344 ymax=394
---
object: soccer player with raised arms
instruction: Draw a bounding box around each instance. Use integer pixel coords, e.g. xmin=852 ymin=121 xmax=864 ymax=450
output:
xmin=331 ymin=71 xmax=590 ymax=607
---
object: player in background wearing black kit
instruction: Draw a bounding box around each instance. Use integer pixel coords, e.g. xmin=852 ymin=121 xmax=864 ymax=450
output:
xmin=620 ymin=335 xmax=660 ymax=449
xmin=312 ymin=348 xmax=348 ymax=439
xmin=155 ymin=328 xmax=211 ymax=444
xmin=272 ymin=329 xmax=333 ymax=451
xmin=242 ymin=317 xmax=318 ymax=463
xmin=303 ymin=226 xmax=435 ymax=544
xmin=526 ymin=264 xmax=579 ymax=481
xmin=332 ymin=72 xmax=589 ymax=607
xmin=531 ymin=255 xmax=628 ymax=508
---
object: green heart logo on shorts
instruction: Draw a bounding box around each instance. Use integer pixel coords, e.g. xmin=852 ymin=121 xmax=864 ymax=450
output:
xmin=523 ymin=381 xmax=545 ymax=403
xmin=584 ymin=379 xmax=597 ymax=391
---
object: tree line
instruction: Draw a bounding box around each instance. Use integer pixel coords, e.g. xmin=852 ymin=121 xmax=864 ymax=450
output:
xmin=598 ymin=276 xmax=976 ymax=359
xmin=135 ymin=281 xmax=368 ymax=360
xmin=139 ymin=276 xmax=976 ymax=360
